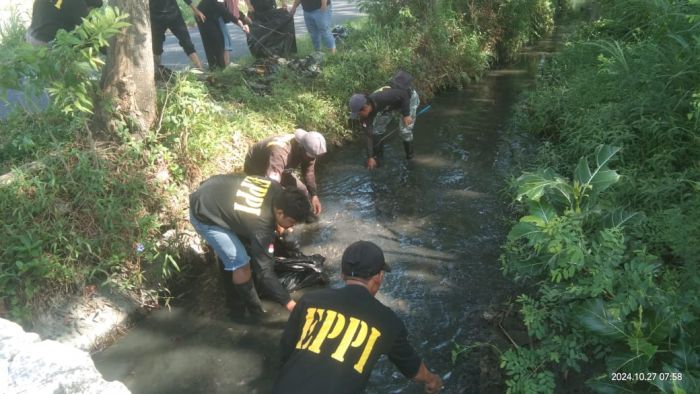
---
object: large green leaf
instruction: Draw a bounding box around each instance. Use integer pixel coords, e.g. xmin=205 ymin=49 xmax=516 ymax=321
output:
xmin=605 ymin=208 xmax=640 ymax=228
xmin=578 ymin=299 xmax=627 ymax=340
xmin=516 ymin=169 xmax=573 ymax=206
xmin=528 ymin=200 xmax=557 ymax=224
xmin=574 ymin=145 xmax=621 ymax=197
xmin=507 ymin=221 xmax=541 ymax=241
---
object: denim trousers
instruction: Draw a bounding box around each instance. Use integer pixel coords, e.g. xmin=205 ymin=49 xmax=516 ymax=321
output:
xmin=189 ymin=211 xmax=249 ymax=271
xmin=303 ymin=4 xmax=335 ymax=51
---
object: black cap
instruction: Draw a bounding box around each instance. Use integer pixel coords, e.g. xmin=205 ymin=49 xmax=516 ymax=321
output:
xmin=341 ymin=241 xmax=392 ymax=278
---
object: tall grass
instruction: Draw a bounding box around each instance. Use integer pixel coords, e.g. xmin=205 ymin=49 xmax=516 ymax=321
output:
xmin=501 ymin=0 xmax=700 ymax=391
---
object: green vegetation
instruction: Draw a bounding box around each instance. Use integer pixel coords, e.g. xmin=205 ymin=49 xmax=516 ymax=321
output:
xmin=0 ymin=0 xmax=553 ymax=336
xmin=500 ymin=0 xmax=700 ymax=392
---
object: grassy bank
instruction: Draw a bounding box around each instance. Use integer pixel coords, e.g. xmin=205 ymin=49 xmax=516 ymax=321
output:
xmin=1 ymin=1 xmax=555 ymax=328
xmin=501 ymin=0 xmax=700 ymax=391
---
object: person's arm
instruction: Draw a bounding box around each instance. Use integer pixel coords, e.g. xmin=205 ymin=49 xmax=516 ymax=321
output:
xmin=214 ymin=0 xmax=250 ymax=32
xmin=387 ymin=321 xmax=442 ymax=392
xmin=301 ymin=159 xmax=321 ymax=214
xmin=184 ymin=0 xmax=207 ymax=22
xmin=365 ymin=123 xmax=380 ymax=170
xmin=279 ymin=297 xmax=306 ymax=363
xmin=412 ymin=363 xmax=443 ymax=394
xmin=320 ymin=0 xmax=327 ymax=11
xmin=398 ymin=90 xmax=414 ymax=127
xmin=249 ymin=236 xmax=292 ymax=307
xmin=289 ymin=0 xmax=301 ymax=14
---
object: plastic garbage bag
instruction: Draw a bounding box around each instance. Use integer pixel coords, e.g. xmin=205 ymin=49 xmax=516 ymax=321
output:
xmin=273 ymin=232 xmax=328 ymax=291
xmin=247 ymin=8 xmax=297 ymax=58
xmin=275 ymin=253 xmax=328 ymax=291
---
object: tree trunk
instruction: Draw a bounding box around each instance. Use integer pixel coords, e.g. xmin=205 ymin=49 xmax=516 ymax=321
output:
xmin=96 ymin=0 xmax=156 ymax=136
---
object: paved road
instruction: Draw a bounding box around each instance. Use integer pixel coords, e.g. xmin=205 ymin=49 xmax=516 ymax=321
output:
xmin=162 ymin=1 xmax=363 ymax=69
xmin=1 ymin=1 xmax=363 ymax=118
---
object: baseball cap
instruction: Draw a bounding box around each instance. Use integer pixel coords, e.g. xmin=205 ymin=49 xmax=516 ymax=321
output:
xmin=341 ymin=241 xmax=392 ymax=278
xmin=348 ymin=94 xmax=367 ymax=120
xmin=294 ymin=128 xmax=327 ymax=157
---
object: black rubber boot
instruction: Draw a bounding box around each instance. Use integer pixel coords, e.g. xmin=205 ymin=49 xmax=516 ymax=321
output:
xmin=234 ymin=280 xmax=266 ymax=316
xmin=403 ymin=141 xmax=414 ymax=160
xmin=218 ymin=258 xmax=246 ymax=318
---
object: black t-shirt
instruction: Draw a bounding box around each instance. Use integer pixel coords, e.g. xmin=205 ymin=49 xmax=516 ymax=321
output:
xmin=368 ymin=87 xmax=411 ymax=118
xmin=189 ymin=174 xmax=290 ymax=305
xmin=300 ymin=0 xmax=332 ymax=12
xmin=273 ymin=285 xmax=422 ymax=393
xmin=28 ymin=0 xmax=90 ymax=43
xmin=196 ymin=0 xmax=242 ymax=24
xmin=149 ymin=0 xmax=192 ymax=20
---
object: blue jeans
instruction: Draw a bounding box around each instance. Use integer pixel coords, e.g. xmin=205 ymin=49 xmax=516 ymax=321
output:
xmin=189 ymin=211 xmax=249 ymax=271
xmin=303 ymin=5 xmax=335 ymax=51
xmin=218 ymin=18 xmax=232 ymax=52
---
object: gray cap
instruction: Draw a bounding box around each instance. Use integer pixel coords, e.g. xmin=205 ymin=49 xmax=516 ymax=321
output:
xmin=348 ymin=94 xmax=367 ymax=119
xmin=294 ymin=128 xmax=327 ymax=157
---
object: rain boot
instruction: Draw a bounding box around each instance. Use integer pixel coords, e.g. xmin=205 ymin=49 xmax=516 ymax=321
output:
xmin=233 ymin=280 xmax=266 ymax=316
xmin=218 ymin=258 xmax=246 ymax=318
xmin=403 ymin=141 xmax=414 ymax=160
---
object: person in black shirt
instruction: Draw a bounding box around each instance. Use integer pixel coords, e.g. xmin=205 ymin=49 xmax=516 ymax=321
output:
xmin=273 ymin=241 xmax=443 ymax=393
xmin=348 ymin=71 xmax=420 ymax=170
xmin=26 ymin=0 xmax=103 ymax=45
xmin=150 ymin=0 xmax=204 ymax=70
xmin=189 ymin=174 xmax=310 ymax=315
xmin=196 ymin=0 xmax=251 ymax=69
xmin=244 ymin=129 xmax=327 ymax=218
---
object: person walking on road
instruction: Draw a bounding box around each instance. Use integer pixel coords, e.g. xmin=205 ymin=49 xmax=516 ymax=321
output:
xmin=189 ymin=174 xmax=310 ymax=315
xmin=244 ymin=129 xmax=327 ymax=220
xmin=272 ymin=240 xmax=444 ymax=393
xmin=149 ymin=0 xmax=205 ymax=70
xmin=289 ymin=0 xmax=336 ymax=54
xmin=349 ymin=70 xmax=420 ymax=170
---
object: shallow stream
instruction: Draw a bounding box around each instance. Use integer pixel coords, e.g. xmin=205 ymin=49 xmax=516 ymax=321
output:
xmin=93 ymin=32 xmax=561 ymax=393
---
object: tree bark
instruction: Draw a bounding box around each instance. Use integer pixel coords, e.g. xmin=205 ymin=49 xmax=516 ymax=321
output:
xmin=97 ymin=0 xmax=156 ymax=136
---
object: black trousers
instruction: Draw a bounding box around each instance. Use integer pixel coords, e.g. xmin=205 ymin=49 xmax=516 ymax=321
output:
xmin=196 ymin=17 xmax=227 ymax=69
xmin=151 ymin=12 xmax=196 ymax=56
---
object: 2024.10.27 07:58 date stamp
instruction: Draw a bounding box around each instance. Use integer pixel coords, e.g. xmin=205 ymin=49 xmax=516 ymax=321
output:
xmin=611 ymin=372 xmax=683 ymax=382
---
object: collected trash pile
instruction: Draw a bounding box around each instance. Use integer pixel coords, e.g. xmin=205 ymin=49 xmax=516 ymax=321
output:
xmin=241 ymin=52 xmax=325 ymax=95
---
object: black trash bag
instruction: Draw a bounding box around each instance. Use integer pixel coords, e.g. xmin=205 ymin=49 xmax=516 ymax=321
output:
xmin=274 ymin=253 xmax=328 ymax=291
xmin=272 ymin=232 xmax=328 ymax=291
xmin=247 ymin=8 xmax=297 ymax=58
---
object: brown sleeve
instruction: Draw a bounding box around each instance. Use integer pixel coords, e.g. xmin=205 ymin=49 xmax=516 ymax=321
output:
xmin=266 ymin=145 xmax=289 ymax=178
xmin=300 ymin=159 xmax=318 ymax=196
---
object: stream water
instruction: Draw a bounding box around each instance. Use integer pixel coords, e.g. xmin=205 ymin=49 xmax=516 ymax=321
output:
xmin=93 ymin=32 xmax=562 ymax=393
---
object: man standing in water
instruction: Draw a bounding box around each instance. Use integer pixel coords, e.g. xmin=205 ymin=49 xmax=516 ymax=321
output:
xmin=189 ymin=174 xmax=310 ymax=315
xmin=244 ymin=129 xmax=327 ymax=221
xmin=273 ymin=241 xmax=444 ymax=393
xmin=348 ymin=70 xmax=420 ymax=170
